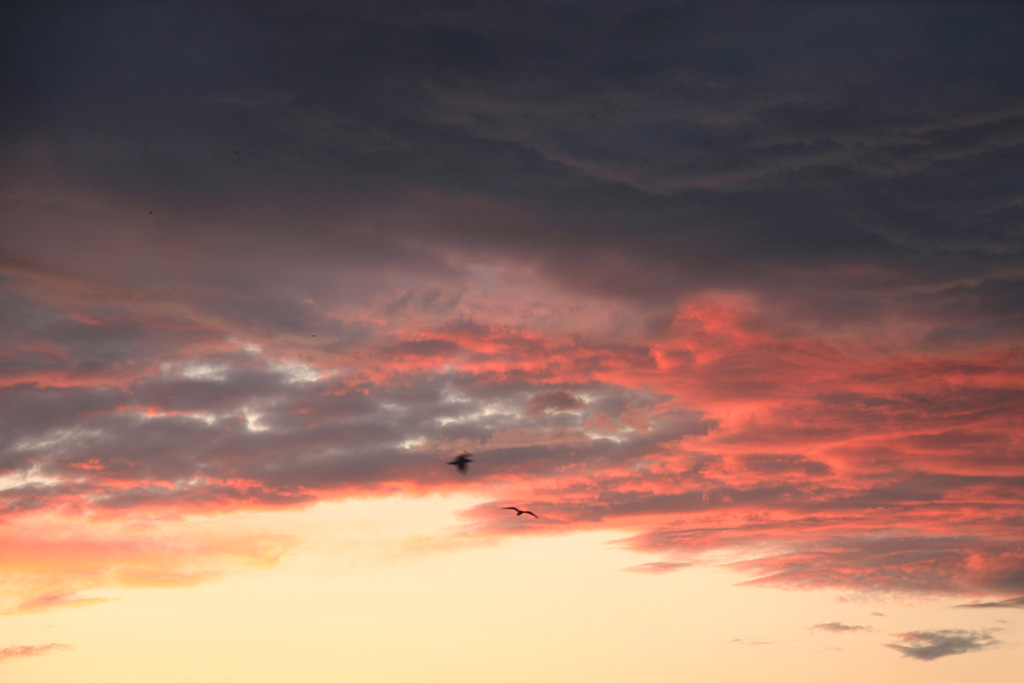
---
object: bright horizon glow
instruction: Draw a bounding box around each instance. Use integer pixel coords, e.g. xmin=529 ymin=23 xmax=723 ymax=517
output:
xmin=6 ymin=497 xmax=1022 ymax=683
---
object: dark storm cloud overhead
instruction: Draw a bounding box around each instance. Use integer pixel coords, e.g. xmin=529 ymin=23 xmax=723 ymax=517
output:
xmin=3 ymin=0 xmax=1023 ymax=317
xmin=2 ymin=0 xmax=1023 ymax=607
xmin=885 ymin=629 xmax=999 ymax=661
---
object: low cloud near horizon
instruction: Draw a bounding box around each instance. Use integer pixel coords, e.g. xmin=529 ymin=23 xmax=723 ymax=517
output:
xmin=885 ymin=630 xmax=1000 ymax=661
xmin=0 ymin=644 xmax=71 ymax=661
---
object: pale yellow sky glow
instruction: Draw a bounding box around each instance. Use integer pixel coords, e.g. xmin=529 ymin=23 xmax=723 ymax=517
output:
xmin=4 ymin=496 xmax=1022 ymax=682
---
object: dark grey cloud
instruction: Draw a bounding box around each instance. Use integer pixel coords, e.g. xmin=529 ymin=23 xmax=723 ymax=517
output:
xmin=1 ymin=0 xmax=1023 ymax=606
xmin=525 ymin=388 xmax=585 ymax=415
xmin=2 ymin=0 xmax=1022 ymax=327
xmin=885 ymin=629 xmax=999 ymax=661
xmin=0 ymin=323 xmax=712 ymax=511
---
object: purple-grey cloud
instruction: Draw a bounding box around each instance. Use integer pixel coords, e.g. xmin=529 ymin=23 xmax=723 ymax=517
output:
xmin=812 ymin=622 xmax=873 ymax=633
xmin=525 ymin=389 xmax=586 ymax=415
xmin=885 ymin=629 xmax=999 ymax=661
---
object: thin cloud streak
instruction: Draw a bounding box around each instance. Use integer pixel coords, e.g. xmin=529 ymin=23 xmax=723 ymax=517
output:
xmin=0 ymin=643 xmax=71 ymax=661
xmin=3 ymin=592 xmax=113 ymax=616
xmin=956 ymin=596 xmax=1024 ymax=609
xmin=622 ymin=562 xmax=691 ymax=574
xmin=812 ymin=622 xmax=874 ymax=633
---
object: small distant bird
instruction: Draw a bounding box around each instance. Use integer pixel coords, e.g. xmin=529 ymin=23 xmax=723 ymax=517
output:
xmin=447 ymin=451 xmax=473 ymax=474
xmin=502 ymin=506 xmax=538 ymax=518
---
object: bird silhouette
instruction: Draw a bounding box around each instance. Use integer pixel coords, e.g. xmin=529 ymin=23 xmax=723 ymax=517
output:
xmin=502 ymin=506 xmax=538 ymax=518
xmin=447 ymin=451 xmax=473 ymax=474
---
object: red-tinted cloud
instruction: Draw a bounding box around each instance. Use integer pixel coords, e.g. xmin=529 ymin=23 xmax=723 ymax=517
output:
xmin=3 ymin=263 xmax=1023 ymax=605
xmin=3 ymin=0 xmax=1024 ymax=612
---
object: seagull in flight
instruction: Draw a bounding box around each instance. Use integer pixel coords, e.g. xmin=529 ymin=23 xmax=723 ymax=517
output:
xmin=502 ymin=506 xmax=538 ymax=518
xmin=447 ymin=451 xmax=473 ymax=474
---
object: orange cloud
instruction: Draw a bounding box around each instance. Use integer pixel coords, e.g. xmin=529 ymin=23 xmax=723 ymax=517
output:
xmin=0 ymin=512 xmax=296 ymax=614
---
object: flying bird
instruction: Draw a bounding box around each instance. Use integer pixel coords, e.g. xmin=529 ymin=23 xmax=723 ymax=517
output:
xmin=447 ymin=451 xmax=473 ymax=474
xmin=502 ymin=507 xmax=538 ymax=518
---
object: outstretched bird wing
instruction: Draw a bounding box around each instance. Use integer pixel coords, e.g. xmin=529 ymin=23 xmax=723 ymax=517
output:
xmin=447 ymin=453 xmax=473 ymax=473
xmin=524 ymin=511 xmax=538 ymax=518
xmin=502 ymin=507 xmax=520 ymax=512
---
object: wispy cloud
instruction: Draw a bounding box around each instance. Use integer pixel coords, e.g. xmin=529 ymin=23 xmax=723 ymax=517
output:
xmin=956 ymin=596 xmax=1024 ymax=609
xmin=812 ymin=622 xmax=874 ymax=633
xmin=0 ymin=517 xmax=296 ymax=614
xmin=2 ymin=592 xmax=112 ymax=616
xmin=0 ymin=643 xmax=71 ymax=661
xmin=622 ymin=561 xmax=691 ymax=574
xmin=885 ymin=629 xmax=999 ymax=661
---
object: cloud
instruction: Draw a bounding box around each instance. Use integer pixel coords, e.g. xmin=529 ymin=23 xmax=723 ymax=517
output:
xmin=0 ymin=643 xmax=71 ymax=661
xmin=812 ymin=622 xmax=873 ymax=633
xmin=885 ymin=629 xmax=999 ymax=661
xmin=3 ymin=592 xmax=112 ymax=616
xmin=956 ymin=596 xmax=1024 ymax=609
xmin=525 ymin=389 xmax=586 ymax=415
xmin=622 ymin=561 xmax=690 ymax=574
xmin=1 ymin=0 xmax=1024 ymax=607
xmin=0 ymin=515 xmax=296 ymax=615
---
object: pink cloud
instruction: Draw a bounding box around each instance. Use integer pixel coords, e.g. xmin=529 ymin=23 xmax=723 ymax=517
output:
xmin=4 ymin=592 xmax=112 ymax=615
xmin=2 ymin=253 xmax=1023 ymax=604
xmin=0 ymin=643 xmax=71 ymax=661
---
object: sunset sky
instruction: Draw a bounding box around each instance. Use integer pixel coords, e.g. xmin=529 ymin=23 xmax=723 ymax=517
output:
xmin=2 ymin=1 xmax=1024 ymax=680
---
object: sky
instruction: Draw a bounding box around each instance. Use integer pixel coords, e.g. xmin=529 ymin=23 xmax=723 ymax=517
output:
xmin=2 ymin=0 xmax=1024 ymax=680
